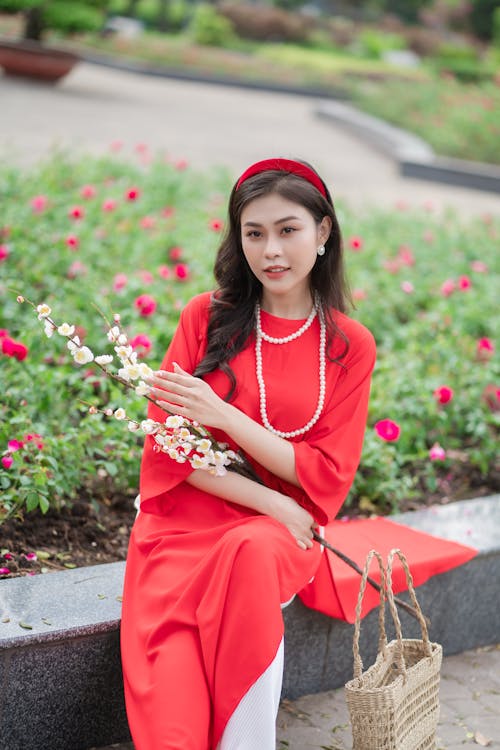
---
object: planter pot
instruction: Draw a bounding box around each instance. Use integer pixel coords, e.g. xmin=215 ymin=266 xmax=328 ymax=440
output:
xmin=0 ymin=39 xmax=79 ymax=82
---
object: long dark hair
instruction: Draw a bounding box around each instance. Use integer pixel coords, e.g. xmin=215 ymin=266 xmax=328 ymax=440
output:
xmin=194 ymin=163 xmax=352 ymax=399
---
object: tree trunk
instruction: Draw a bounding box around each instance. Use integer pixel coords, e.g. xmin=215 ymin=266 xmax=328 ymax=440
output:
xmin=157 ymin=0 xmax=169 ymax=32
xmin=126 ymin=0 xmax=141 ymax=17
xmin=24 ymin=7 xmax=44 ymax=42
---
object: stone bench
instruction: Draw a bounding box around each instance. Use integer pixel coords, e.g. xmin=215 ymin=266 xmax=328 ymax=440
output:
xmin=1 ymin=495 xmax=499 ymax=750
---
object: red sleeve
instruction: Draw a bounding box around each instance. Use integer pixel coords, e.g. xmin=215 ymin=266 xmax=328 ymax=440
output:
xmin=139 ymin=292 xmax=211 ymax=514
xmin=293 ymin=323 xmax=376 ymax=524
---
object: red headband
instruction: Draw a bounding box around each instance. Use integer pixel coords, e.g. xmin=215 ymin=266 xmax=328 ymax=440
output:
xmin=235 ymin=158 xmax=327 ymax=199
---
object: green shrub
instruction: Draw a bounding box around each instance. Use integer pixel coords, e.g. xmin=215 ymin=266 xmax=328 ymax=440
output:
xmin=356 ymin=28 xmax=407 ymax=59
xmin=218 ymin=2 xmax=313 ymax=44
xmin=188 ymin=3 xmax=236 ymax=47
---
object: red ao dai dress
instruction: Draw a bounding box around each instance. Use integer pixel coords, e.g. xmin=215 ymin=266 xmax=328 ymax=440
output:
xmin=120 ymin=291 xmax=376 ymax=750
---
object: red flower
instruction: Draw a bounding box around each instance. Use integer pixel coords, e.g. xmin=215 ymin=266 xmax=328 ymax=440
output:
xmin=0 ymin=329 xmax=9 ymax=339
xmin=1 ymin=455 xmax=13 ymax=470
xmin=130 ymin=334 xmax=152 ymax=357
xmin=174 ymin=263 xmax=190 ymax=281
xmin=169 ymin=246 xmax=183 ymax=261
xmin=80 ymin=184 xmax=96 ymax=199
xmin=429 ymin=443 xmax=446 ymax=461
xmin=140 ymin=215 xmax=156 ymax=230
xmin=113 ymin=273 xmax=128 ymax=291
xmin=481 ymin=384 xmax=500 ymax=412
xmin=69 ymin=205 xmax=84 ymax=220
xmin=374 ymin=419 xmax=401 ymax=442
xmin=477 ymin=337 xmax=494 ymax=360
xmin=102 ymin=199 xmax=117 ymax=212
xmin=162 ymin=206 xmax=175 ymax=218
xmin=458 ymin=275 xmax=472 ymax=291
xmin=440 ymin=279 xmax=455 ymax=297
xmin=126 ymin=187 xmax=140 ymax=201
xmin=348 ymin=236 xmax=363 ymax=251
xmin=134 ymin=294 xmax=157 ymax=317
xmin=1 ymin=336 xmax=28 ymax=361
xmin=7 ymin=439 xmax=23 ymax=452
xmin=0 ymin=244 xmax=9 ymax=262
xmin=433 ymin=385 xmax=454 ymax=405
xmin=65 ymin=234 xmax=80 ymax=250
xmin=31 ymin=195 xmax=48 ymax=213
xmin=67 ymin=260 xmax=87 ymax=278
xmin=209 ymin=218 xmax=224 ymax=232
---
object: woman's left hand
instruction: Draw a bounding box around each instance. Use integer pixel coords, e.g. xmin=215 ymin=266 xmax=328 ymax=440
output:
xmin=147 ymin=362 xmax=229 ymax=430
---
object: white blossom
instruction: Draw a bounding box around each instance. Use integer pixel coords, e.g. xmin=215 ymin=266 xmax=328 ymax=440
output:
xmin=168 ymin=447 xmax=180 ymax=460
xmin=165 ymin=415 xmax=185 ymax=429
xmin=117 ymin=367 xmax=130 ymax=381
xmin=57 ymin=323 xmax=75 ymax=337
xmin=107 ymin=326 xmax=120 ymax=342
xmin=95 ymin=354 xmax=113 ymax=366
xmin=135 ymin=381 xmax=150 ymax=396
xmin=115 ymin=345 xmax=133 ymax=361
xmin=36 ymin=303 xmax=51 ymax=319
xmin=114 ymin=408 xmax=126 ymax=420
xmin=140 ymin=419 xmax=158 ymax=434
xmin=197 ymin=438 xmax=212 ymax=454
xmin=138 ymin=363 xmax=153 ymax=378
xmin=117 ymin=333 xmax=128 ymax=345
xmin=44 ymin=320 xmax=55 ymax=338
xmin=127 ymin=421 xmax=140 ymax=432
xmin=191 ymin=454 xmax=210 ymax=470
xmin=67 ymin=335 xmax=81 ymax=354
xmin=123 ymin=364 xmax=141 ymax=381
xmin=73 ymin=346 xmax=94 ymax=365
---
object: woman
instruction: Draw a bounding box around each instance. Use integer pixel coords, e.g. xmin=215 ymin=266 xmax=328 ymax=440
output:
xmin=120 ymin=158 xmax=376 ymax=749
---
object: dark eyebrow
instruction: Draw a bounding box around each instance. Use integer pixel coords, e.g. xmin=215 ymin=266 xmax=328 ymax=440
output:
xmin=243 ymin=216 xmax=302 ymax=227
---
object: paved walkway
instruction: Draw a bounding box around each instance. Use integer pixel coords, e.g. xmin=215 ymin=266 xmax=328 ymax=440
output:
xmin=94 ymin=644 xmax=500 ymax=749
xmin=2 ymin=61 xmax=500 ymax=217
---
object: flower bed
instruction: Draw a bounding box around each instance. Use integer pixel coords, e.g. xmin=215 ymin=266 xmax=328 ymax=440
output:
xmin=0 ymin=149 xmax=498 ymax=538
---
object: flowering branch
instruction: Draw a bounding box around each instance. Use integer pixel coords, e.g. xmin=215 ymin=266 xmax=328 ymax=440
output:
xmin=17 ymin=295 xmax=244 ymax=477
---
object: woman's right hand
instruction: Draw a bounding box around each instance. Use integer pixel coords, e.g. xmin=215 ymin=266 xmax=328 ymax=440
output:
xmin=268 ymin=492 xmax=315 ymax=551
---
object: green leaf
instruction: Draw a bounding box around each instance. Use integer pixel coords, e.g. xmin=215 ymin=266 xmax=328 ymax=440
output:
xmin=38 ymin=495 xmax=50 ymax=514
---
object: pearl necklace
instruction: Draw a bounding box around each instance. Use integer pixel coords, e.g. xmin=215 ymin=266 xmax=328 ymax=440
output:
xmin=255 ymin=301 xmax=327 ymax=438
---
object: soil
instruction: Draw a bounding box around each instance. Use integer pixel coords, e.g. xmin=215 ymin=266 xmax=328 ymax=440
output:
xmin=1 ymin=466 xmax=498 ymax=579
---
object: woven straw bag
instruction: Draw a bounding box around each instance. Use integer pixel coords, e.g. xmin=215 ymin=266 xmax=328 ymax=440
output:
xmin=345 ymin=549 xmax=442 ymax=750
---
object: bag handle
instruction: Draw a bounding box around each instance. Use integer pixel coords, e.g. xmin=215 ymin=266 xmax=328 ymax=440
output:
xmin=386 ymin=548 xmax=433 ymax=669
xmin=352 ymin=549 xmax=387 ymax=679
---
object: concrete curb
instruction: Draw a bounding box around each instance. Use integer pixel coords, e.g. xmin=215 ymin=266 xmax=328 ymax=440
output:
xmin=316 ymin=100 xmax=500 ymax=194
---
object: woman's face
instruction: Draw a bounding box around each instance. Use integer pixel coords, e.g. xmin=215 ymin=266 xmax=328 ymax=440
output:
xmin=240 ymin=192 xmax=331 ymax=308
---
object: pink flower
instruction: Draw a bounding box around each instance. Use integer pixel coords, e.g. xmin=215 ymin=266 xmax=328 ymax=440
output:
xmin=24 ymin=552 xmax=37 ymax=561
xmin=126 ymin=187 xmax=140 ymax=201
xmin=477 ymin=337 xmax=494 ymax=360
xmin=175 ymin=159 xmax=189 ymax=171
xmin=470 ymin=260 xmax=488 ymax=273
xmin=352 ymin=288 xmax=367 ymax=301
xmin=374 ymin=419 xmax=401 ymax=442
xmin=174 ymin=263 xmax=190 ymax=281
xmin=65 ymin=234 xmax=80 ymax=250
xmin=383 ymin=258 xmax=401 ymax=274
xmin=67 ymin=260 xmax=87 ymax=278
xmin=31 ymin=195 xmax=48 ymax=213
xmin=134 ymin=294 xmax=157 ymax=317
xmin=69 ymin=205 xmax=84 ymax=220
xmin=3 ymin=552 xmax=13 ymax=560
xmin=7 ymin=439 xmax=23 ymax=452
xmin=209 ymin=218 xmax=224 ymax=232
xmin=348 ymin=236 xmax=363 ymax=251
xmin=1 ymin=455 xmax=13 ymax=469
xmin=158 ymin=265 xmax=171 ymax=279
xmin=429 ymin=443 xmax=446 ymax=461
xmin=458 ymin=275 xmax=472 ymax=291
xmin=401 ymin=281 xmax=414 ymax=294
xmin=0 ymin=567 xmax=10 ymax=575
xmin=80 ymin=184 xmax=96 ymax=199
xmin=110 ymin=140 xmax=124 ymax=152
xmin=1 ymin=337 xmax=28 ymax=361
xmin=0 ymin=244 xmax=9 ymax=262
xmin=113 ymin=273 xmax=128 ymax=291
xmin=440 ymin=279 xmax=455 ymax=297
xmin=433 ymin=385 xmax=454 ymax=405
xmin=423 ymin=230 xmax=434 ymax=243
xmin=162 ymin=206 xmax=175 ymax=218
xmin=102 ymin=199 xmax=117 ymax=212
xmin=0 ymin=329 xmax=9 ymax=339
xmin=398 ymin=245 xmax=415 ymax=266
xmin=138 ymin=270 xmax=154 ymax=284
xmin=140 ymin=215 xmax=156 ymax=230
xmin=130 ymin=334 xmax=152 ymax=357
xmin=135 ymin=142 xmax=148 ymax=153
xmin=169 ymin=246 xmax=183 ymax=261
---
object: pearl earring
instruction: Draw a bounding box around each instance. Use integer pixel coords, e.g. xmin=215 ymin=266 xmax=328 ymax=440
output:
xmin=317 ymin=245 xmax=326 ymax=256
